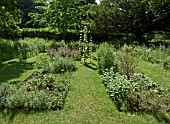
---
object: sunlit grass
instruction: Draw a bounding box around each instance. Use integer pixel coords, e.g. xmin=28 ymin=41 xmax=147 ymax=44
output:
xmin=136 ymin=60 xmax=170 ymax=90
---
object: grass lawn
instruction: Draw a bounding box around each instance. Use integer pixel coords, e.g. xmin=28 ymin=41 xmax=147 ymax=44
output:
xmin=0 ymin=57 xmax=36 ymax=83
xmin=0 ymin=62 xmax=167 ymax=124
xmin=136 ymin=60 xmax=170 ymax=90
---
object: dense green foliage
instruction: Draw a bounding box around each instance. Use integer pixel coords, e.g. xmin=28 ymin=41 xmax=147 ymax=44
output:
xmin=163 ymin=56 xmax=170 ymax=70
xmin=96 ymin=43 xmax=115 ymax=74
xmin=1 ymin=0 xmax=169 ymax=42
xmin=93 ymin=0 xmax=170 ymax=42
xmin=0 ymin=39 xmax=18 ymax=61
xmin=0 ymin=0 xmax=21 ymax=38
xmin=134 ymin=45 xmax=170 ymax=68
xmin=31 ymin=0 xmax=95 ymax=38
xmin=100 ymin=43 xmax=170 ymax=117
xmin=116 ymin=45 xmax=137 ymax=79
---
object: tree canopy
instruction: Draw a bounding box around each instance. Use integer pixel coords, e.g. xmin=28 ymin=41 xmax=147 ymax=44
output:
xmin=0 ymin=0 xmax=169 ymax=42
xmin=0 ymin=0 xmax=21 ymax=38
xmin=93 ymin=0 xmax=170 ymax=42
xmin=31 ymin=0 xmax=95 ymax=36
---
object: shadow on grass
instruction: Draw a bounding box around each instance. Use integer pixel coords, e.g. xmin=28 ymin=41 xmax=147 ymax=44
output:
xmin=84 ymin=62 xmax=97 ymax=70
xmin=117 ymin=108 xmax=170 ymax=123
xmin=136 ymin=111 xmax=170 ymax=124
xmin=0 ymin=60 xmax=34 ymax=83
xmin=152 ymin=112 xmax=170 ymax=124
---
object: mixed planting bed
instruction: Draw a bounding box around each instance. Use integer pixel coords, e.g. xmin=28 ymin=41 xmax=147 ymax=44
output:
xmin=97 ymin=43 xmax=170 ymax=113
xmin=0 ymin=38 xmax=78 ymax=110
xmin=0 ymin=38 xmax=170 ymax=123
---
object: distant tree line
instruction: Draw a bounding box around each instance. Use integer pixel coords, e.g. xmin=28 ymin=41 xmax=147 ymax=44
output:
xmin=0 ymin=0 xmax=169 ymax=42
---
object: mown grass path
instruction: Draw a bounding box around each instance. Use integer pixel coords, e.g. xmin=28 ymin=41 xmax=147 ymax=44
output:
xmin=0 ymin=62 xmax=161 ymax=124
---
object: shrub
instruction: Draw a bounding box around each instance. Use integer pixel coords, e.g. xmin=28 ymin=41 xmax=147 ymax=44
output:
xmin=96 ymin=43 xmax=115 ymax=74
xmin=163 ymin=56 xmax=170 ymax=70
xmin=21 ymin=28 xmax=79 ymax=41
xmin=0 ymin=39 xmax=17 ymax=61
xmin=116 ymin=45 xmax=137 ymax=80
xmin=137 ymin=90 xmax=170 ymax=113
xmin=0 ymin=73 xmax=70 ymax=110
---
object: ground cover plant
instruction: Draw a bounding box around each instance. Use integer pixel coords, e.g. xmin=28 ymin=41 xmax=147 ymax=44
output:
xmin=0 ymin=55 xmax=74 ymax=110
xmin=36 ymin=53 xmax=76 ymax=73
xmin=0 ymin=38 xmax=55 ymax=62
xmin=102 ymin=69 xmax=170 ymax=112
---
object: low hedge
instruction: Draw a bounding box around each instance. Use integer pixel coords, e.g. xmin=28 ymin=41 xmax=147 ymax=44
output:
xmin=21 ymin=28 xmax=80 ymax=41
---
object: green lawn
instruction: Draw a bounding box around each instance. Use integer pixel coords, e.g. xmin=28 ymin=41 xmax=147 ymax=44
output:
xmin=0 ymin=57 xmax=36 ymax=83
xmin=0 ymin=62 xmax=167 ymax=124
xmin=136 ymin=60 xmax=170 ymax=90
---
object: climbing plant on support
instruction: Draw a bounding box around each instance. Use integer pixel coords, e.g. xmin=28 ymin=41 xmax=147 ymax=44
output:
xmin=79 ymin=25 xmax=93 ymax=64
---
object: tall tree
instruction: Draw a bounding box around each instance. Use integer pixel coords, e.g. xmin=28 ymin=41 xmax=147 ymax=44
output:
xmin=33 ymin=0 xmax=95 ymax=38
xmin=17 ymin=0 xmax=44 ymax=28
xmin=94 ymin=0 xmax=170 ymax=42
xmin=148 ymin=0 xmax=170 ymax=33
xmin=0 ymin=0 xmax=21 ymax=38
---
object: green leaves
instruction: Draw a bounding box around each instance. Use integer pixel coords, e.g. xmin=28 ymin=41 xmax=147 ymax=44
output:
xmin=0 ymin=0 xmax=21 ymax=38
xmin=96 ymin=43 xmax=115 ymax=74
xmin=31 ymin=0 xmax=95 ymax=37
xmin=94 ymin=0 xmax=170 ymax=42
xmin=101 ymin=68 xmax=168 ymax=112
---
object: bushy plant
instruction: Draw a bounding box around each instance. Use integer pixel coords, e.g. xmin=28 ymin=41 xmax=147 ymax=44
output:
xmin=68 ymin=41 xmax=79 ymax=50
xmin=0 ymin=38 xmax=55 ymax=61
xmin=0 ymin=39 xmax=17 ymax=61
xmin=96 ymin=43 xmax=115 ymax=74
xmin=163 ymin=56 xmax=170 ymax=70
xmin=101 ymin=69 xmax=135 ymax=111
xmin=116 ymin=45 xmax=137 ymax=80
xmin=55 ymin=40 xmax=67 ymax=49
xmin=137 ymin=90 xmax=170 ymax=113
